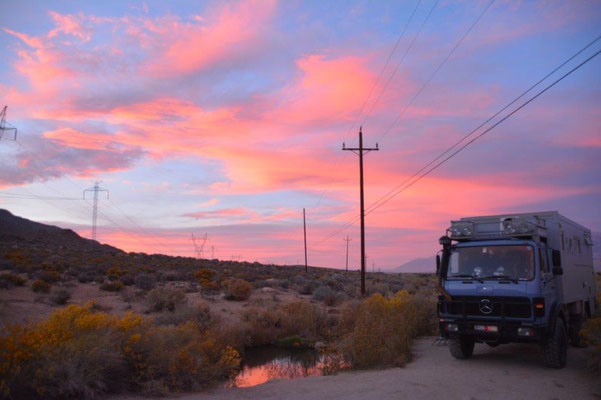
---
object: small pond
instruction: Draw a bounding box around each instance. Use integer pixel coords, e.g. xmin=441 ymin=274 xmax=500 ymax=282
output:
xmin=229 ymin=347 xmax=325 ymax=388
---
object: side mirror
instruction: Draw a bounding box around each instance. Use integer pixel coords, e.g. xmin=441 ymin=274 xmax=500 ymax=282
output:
xmin=551 ymin=249 xmax=561 ymax=267
xmin=552 ymin=266 xmax=563 ymax=276
xmin=436 ymin=254 xmax=441 ymax=275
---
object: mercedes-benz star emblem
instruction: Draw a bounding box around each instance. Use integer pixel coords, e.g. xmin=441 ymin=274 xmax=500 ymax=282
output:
xmin=479 ymin=299 xmax=493 ymax=314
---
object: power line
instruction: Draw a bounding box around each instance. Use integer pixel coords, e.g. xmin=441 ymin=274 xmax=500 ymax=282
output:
xmin=377 ymin=0 xmax=495 ymax=142
xmin=106 ymin=198 xmax=176 ymax=255
xmin=366 ymin=33 xmax=601 ymax=215
xmin=9 ymin=139 xmax=180 ymax=252
xmin=367 ymin=46 xmax=601 ymax=214
xmin=365 ymin=45 xmax=601 ymax=216
xmin=318 ymin=38 xmax=601 ymax=243
xmin=344 ymin=0 xmax=423 ymax=143
xmin=311 ymin=0 xmax=424 ymax=210
xmin=0 ymin=192 xmax=80 ymax=200
xmin=360 ymin=0 xmax=441 ymax=130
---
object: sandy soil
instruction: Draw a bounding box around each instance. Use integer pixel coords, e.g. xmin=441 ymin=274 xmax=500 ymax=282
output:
xmin=117 ymin=337 xmax=601 ymax=400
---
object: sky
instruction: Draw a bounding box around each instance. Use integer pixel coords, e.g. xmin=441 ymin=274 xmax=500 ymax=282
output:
xmin=0 ymin=0 xmax=600 ymax=271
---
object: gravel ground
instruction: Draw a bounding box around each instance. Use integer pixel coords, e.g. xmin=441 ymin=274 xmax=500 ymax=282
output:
xmin=117 ymin=337 xmax=601 ymax=400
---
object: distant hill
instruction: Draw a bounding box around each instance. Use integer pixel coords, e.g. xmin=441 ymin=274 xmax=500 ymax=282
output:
xmin=0 ymin=208 xmax=123 ymax=255
xmin=393 ymin=256 xmax=436 ymax=273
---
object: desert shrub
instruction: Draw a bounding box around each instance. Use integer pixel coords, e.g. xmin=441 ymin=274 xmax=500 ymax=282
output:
xmin=50 ymin=288 xmax=72 ymax=305
xmin=313 ymin=285 xmax=335 ymax=302
xmin=106 ymin=266 xmax=127 ymax=281
xmin=223 ymin=279 xmax=252 ymax=301
xmin=31 ymin=279 xmax=51 ymax=293
xmin=76 ymin=271 xmax=95 ymax=283
xmin=3 ymin=250 xmax=31 ymax=269
xmin=337 ymin=291 xmax=434 ymax=368
xmin=241 ymin=300 xmax=329 ymax=347
xmin=0 ymin=273 xmax=26 ymax=289
xmin=0 ymin=304 xmax=240 ymax=399
xmin=120 ymin=273 xmax=135 ymax=286
xmin=100 ymin=282 xmax=123 ymax=292
xmin=320 ymin=276 xmax=343 ymax=291
xmin=126 ymin=322 xmax=240 ymax=392
xmin=153 ymin=303 xmax=214 ymax=327
xmin=580 ymin=316 xmax=601 ymax=374
xmin=291 ymin=275 xmax=308 ymax=286
xmin=299 ymin=281 xmax=316 ymax=295
xmin=365 ymin=281 xmax=390 ymax=297
xmin=240 ymin=306 xmax=280 ymax=346
xmin=0 ymin=304 xmax=140 ymax=398
xmin=147 ymin=287 xmax=187 ymax=312
xmin=34 ymin=269 xmax=60 ymax=284
xmin=163 ymin=271 xmax=187 ymax=282
xmin=134 ymin=273 xmax=156 ymax=291
xmin=195 ymin=268 xmax=219 ymax=297
xmin=278 ymin=300 xmax=330 ymax=339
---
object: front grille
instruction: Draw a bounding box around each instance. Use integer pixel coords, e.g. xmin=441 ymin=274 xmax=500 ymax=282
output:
xmin=443 ymin=296 xmax=531 ymax=318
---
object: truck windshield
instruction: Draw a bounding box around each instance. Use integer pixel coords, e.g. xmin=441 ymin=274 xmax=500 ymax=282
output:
xmin=448 ymin=245 xmax=535 ymax=281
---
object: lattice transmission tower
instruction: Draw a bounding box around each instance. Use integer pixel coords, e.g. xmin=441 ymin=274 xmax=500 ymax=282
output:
xmin=83 ymin=181 xmax=109 ymax=240
xmin=0 ymin=106 xmax=17 ymax=141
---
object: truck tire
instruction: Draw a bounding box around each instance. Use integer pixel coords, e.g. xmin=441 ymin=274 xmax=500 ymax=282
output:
xmin=543 ymin=318 xmax=567 ymax=369
xmin=449 ymin=335 xmax=475 ymax=359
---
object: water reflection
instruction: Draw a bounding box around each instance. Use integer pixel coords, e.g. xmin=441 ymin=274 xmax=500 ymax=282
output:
xmin=230 ymin=347 xmax=323 ymax=388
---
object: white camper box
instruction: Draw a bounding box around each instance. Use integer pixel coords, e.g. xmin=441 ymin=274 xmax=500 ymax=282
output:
xmin=457 ymin=211 xmax=596 ymax=315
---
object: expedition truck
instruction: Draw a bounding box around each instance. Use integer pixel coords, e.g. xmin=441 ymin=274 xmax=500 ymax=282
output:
xmin=436 ymin=211 xmax=597 ymax=368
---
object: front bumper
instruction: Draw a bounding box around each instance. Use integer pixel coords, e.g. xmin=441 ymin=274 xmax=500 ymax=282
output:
xmin=438 ymin=319 xmax=546 ymax=343
xmin=437 ymin=295 xmax=548 ymax=343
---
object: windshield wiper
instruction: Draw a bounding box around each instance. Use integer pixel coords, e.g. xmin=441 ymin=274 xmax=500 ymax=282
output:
xmin=480 ymin=275 xmax=519 ymax=284
xmin=449 ymin=274 xmax=483 ymax=283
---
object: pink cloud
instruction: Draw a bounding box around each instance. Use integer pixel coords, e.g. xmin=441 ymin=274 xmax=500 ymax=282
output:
xmin=3 ymin=28 xmax=43 ymax=48
xmin=141 ymin=0 xmax=278 ymax=77
xmin=183 ymin=207 xmax=254 ymax=220
xmin=48 ymin=11 xmax=92 ymax=41
xmin=265 ymin=54 xmax=377 ymax=125
xmin=42 ymin=127 xmax=118 ymax=151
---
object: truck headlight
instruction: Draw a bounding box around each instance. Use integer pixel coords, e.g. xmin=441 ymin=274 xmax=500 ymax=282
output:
xmin=444 ymin=323 xmax=459 ymax=332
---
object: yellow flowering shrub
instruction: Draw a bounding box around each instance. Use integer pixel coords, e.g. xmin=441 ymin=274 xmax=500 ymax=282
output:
xmin=0 ymin=303 xmax=240 ymax=399
xmin=338 ymin=291 xmax=436 ymax=368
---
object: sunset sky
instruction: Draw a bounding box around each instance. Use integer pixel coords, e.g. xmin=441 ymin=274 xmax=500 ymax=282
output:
xmin=0 ymin=0 xmax=600 ymax=270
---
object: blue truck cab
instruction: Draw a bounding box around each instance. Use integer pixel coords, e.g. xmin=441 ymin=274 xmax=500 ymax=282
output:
xmin=436 ymin=212 xmax=597 ymax=368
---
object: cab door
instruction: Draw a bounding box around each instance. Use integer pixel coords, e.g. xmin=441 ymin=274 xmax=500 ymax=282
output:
xmin=539 ymin=243 xmax=555 ymax=316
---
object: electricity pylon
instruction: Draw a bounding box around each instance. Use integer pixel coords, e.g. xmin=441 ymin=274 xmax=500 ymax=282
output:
xmin=343 ymin=126 xmax=379 ymax=296
xmin=0 ymin=106 xmax=17 ymax=141
xmin=343 ymin=235 xmax=352 ymax=271
xmin=83 ymin=181 xmax=109 ymax=240
xmin=191 ymin=233 xmax=208 ymax=259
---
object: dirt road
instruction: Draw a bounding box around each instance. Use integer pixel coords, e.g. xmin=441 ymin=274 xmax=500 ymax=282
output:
xmin=121 ymin=337 xmax=601 ymax=400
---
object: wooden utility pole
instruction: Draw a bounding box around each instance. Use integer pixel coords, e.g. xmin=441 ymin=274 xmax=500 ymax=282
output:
xmin=343 ymin=127 xmax=379 ymax=295
xmin=343 ymin=235 xmax=352 ymax=271
xmin=303 ymin=208 xmax=308 ymax=273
